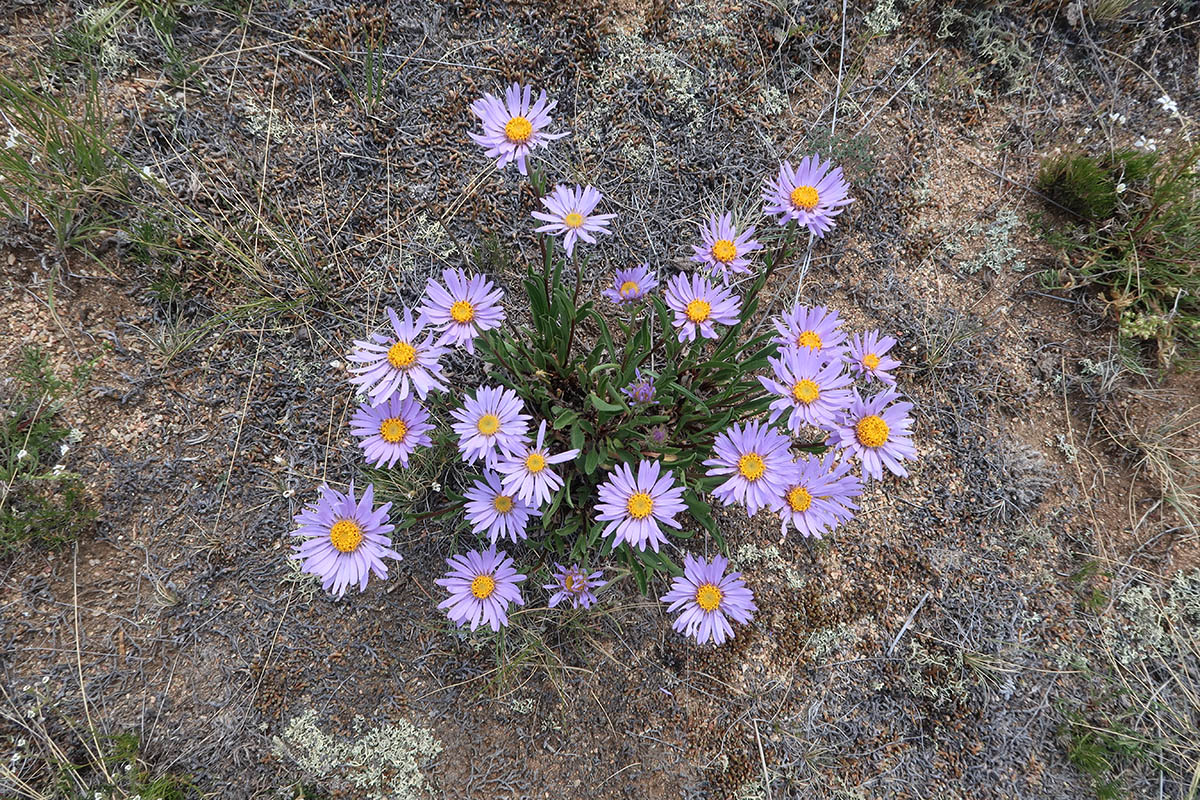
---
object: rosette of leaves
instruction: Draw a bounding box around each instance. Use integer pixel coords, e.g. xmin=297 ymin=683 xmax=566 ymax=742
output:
xmin=476 ymin=234 xmax=783 ymax=591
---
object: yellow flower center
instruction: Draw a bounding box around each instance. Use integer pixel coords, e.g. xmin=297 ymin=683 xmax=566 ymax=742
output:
xmin=563 ymin=572 xmax=578 ymax=591
xmin=619 ymin=280 xmax=640 ymax=297
xmin=387 ymin=341 xmax=417 ymax=369
xmin=863 ymin=353 xmax=881 ymax=370
xmin=492 ymin=494 xmax=514 ymax=513
xmin=737 ymin=453 xmax=765 ymax=481
xmin=379 ymin=417 xmax=407 ymax=443
xmin=856 ymin=414 xmax=890 ymax=448
xmin=711 ymin=239 xmax=737 ymax=263
xmin=525 ymin=452 xmax=546 ymax=473
xmin=627 ymin=491 xmax=654 ymax=520
xmin=563 ymin=212 xmax=585 ymax=229
xmin=797 ymin=330 xmax=822 ymax=350
xmin=450 ymin=300 xmax=475 ymax=324
xmin=476 ymin=413 xmax=501 ymax=435
xmin=471 ymin=574 xmax=496 ymax=599
xmin=504 ymin=115 xmax=533 ymax=143
xmin=790 ymin=185 xmax=819 ymax=211
xmin=791 ymin=379 xmax=820 ymax=404
xmin=329 ymin=519 xmax=363 ymax=553
xmin=787 ymin=486 xmax=813 ymax=512
xmin=696 ymin=583 xmax=723 ymax=612
xmin=685 ymin=299 xmax=711 ymax=323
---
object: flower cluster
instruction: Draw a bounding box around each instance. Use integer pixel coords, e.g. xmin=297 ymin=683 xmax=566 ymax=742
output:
xmin=287 ymin=82 xmax=917 ymax=651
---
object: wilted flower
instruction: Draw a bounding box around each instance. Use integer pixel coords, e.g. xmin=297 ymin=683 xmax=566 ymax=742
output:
xmin=290 ymin=482 xmax=401 ymax=598
xmin=348 ymin=307 xmax=449 ymax=404
xmin=621 ymin=369 xmax=658 ymax=405
xmin=463 ymin=469 xmax=541 ymax=545
xmin=349 ymin=394 xmax=434 ymax=469
xmin=419 ymin=268 xmax=505 ymax=354
xmin=532 ymin=184 xmax=616 ymax=258
xmin=704 ymin=420 xmax=794 ymax=516
xmin=602 ymin=263 xmax=657 ymax=305
xmin=544 ymin=563 xmax=606 ymax=609
xmin=774 ymin=452 xmax=862 ymax=538
xmin=829 ymin=388 xmax=917 ymax=480
xmin=773 ymin=303 xmax=847 ymax=361
xmin=762 ymin=155 xmax=854 ymax=237
xmin=847 ymin=329 xmax=900 ymax=385
xmin=595 ymin=459 xmax=688 ymax=552
xmin=435 ymin=546 xmax=526 ymax=632
xmin=450 ymin=385 xmax=532 ymax=468
xmin=468 ymin=83 xmax=566 ymax=175
xmin=691 ymin=212 xmax=762 ymax=283
xmin=664 ymin=273 xmax=742 ymax=342
xmin=661 ymin=553 xmax=756 ymax=645
xmin=760 ymin=346 xmax=853 ymax=431
xmin=498 ymin=420 xmax=580 ymax=507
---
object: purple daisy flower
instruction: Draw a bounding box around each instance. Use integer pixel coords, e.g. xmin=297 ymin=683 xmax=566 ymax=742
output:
xmin=468 ymin=83 xmax=566 ymax=175
xmin=290 ymin=482 xmax=400 ymax=598
xmin=847 ymin=329 xmax=901 ymax=385
xmin=690 ymin=212 xmax=763 ymax=284
xmin=418 ymin=268 xmax=505 ymax=355
xmin=497 ymin=420 xmax=580 ymax=507
xmin=601 ymin=263 xmax=657 ymax=305
xmin=348 ymin=394 xmax=434 ymax=469
xmin=762 ymin=155 xmax=854 ymax=237
xmin=759 ymin=347 xmax=853 ymax=432
xmin=544 ymin=563 xmax=606 ymax=609
xmin=435 ymin=546 xmax=526 ymax=632
xmin=450 ymin=385 xmax=532 ymax=468
xmin=621 ymin=369 xmax=658 ymax=405
xmin=774 ymin=452 xmax=863 ymax=538
xmin=829 ymin=389 xmax=917 ymax=480
xmin=463 ymin=469 xmax=541 ymax=545
xmin=595 ymin=460 xmax=688 ymax=552
xmin=703 ymin=420 xmax=794 ymax=516
xmin=664 ymin=273 xmax=742 ymax=343
xmin=661 ymin=553 xmax=756 ymax=646
xmin=348 ymin=307 xmax=449 ymax=405
xmin=531 ymin=184 xmax=616 ymax=258
xmin=773 ymin=303 xmax=848 ymax=361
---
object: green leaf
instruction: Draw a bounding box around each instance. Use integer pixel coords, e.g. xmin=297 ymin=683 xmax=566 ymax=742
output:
xmin=589 ymin=392 xmax=625 ymax=413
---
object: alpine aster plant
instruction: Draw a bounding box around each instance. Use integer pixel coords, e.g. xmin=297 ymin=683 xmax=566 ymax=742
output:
xmin=292 ymin=87 xmax=927 ymax=650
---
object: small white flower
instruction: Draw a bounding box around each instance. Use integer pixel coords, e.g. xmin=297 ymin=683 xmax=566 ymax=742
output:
xmin=282 ymin=488 xmax=295 ymax=498
xmin=16 ymin=449 xmax=28 ymax=460
xmin=51 ymin=464 xmax=66 ymax=476
xmin=1116 ymin=182 xmax=1127 ymax=193
xmin=59 ymin=443 xmax=69 ymax=456
xmin=1156 ymin=94 xmax=1179 ymax=115
xmin=1133 ymin=136 xmax=1158 ymax=152
xmin=4 ymin=127 xmax=18 ymax=149
xmin=431 ymin=481 xmax=442 ymax=492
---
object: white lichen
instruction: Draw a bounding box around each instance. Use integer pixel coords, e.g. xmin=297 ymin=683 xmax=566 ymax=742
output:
xmin=274 ymin=709 xmax=442 ymax=799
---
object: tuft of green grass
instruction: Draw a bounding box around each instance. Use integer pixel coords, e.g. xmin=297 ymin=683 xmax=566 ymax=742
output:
xmin=0 ymin=347 xmax=97 ymax=556
xmin=0 ymin=67 xmax=126 ymax=257
xmin=1037 ymin=144 xmax=1200 ymax=367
